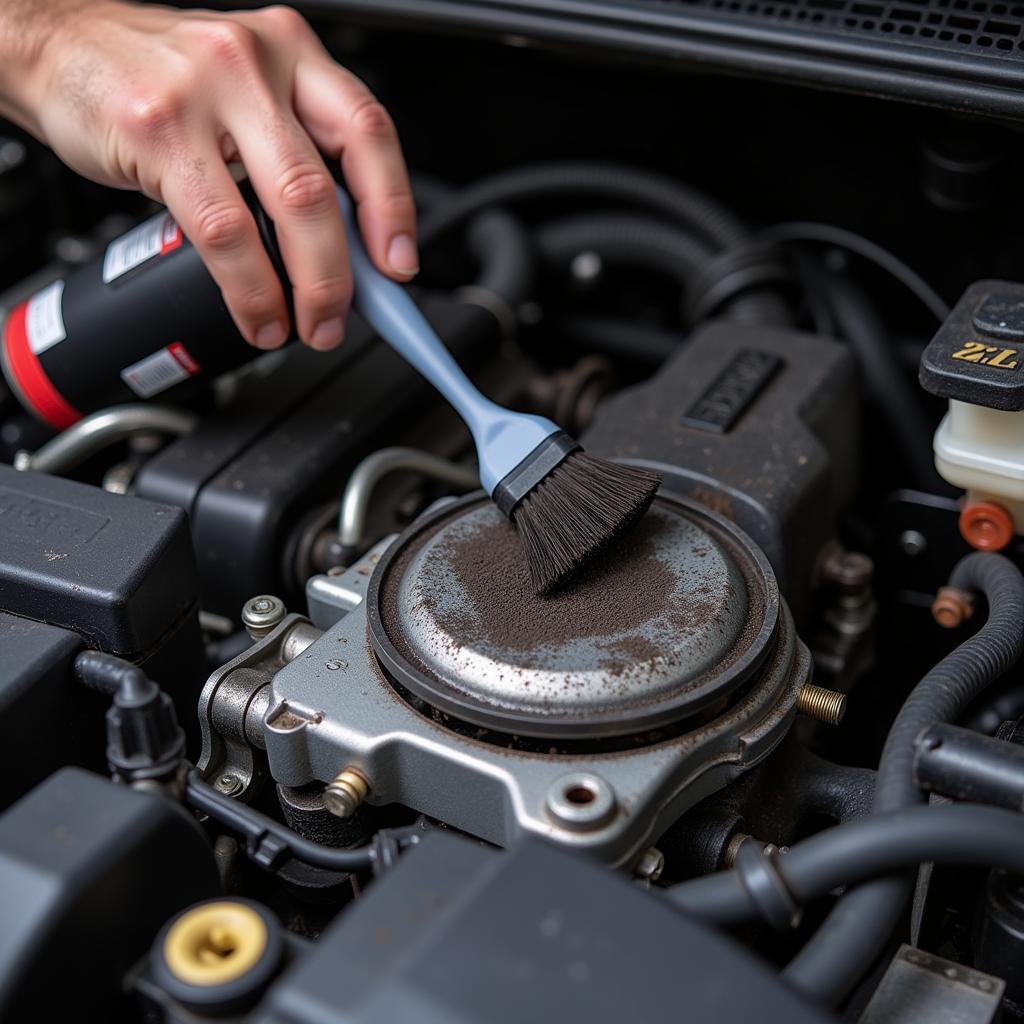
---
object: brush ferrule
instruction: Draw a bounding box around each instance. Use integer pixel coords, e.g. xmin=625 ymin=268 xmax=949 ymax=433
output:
xmin=491 ymin=430 xmax=581 ymax=517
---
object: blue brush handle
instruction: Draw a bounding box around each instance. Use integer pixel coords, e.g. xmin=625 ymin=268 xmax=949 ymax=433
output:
xmin=335 ymin=188 xmax=558 ymax=495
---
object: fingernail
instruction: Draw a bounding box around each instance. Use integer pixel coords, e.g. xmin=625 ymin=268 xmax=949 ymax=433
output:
xmin=310 ymin=317 xmax=344 ymax=351
xmin=254 ymin=321 xmax=287 ymax=349
xmin=387 ymin=233 xmax=419 ymax=277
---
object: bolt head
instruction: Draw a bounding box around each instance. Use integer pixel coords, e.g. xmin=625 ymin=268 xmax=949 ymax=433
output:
xmin=899 ymin=530 xmax=928 ymax=557
xmin=823 ymin=549 xmax=874 ymax=590
xmin=241 ymin=594 xmax=286 ymax=638
xmin=635 ymin=847 xmax=665 ymax=881
xmin=214 ymin=773 xmax=243 ymax=796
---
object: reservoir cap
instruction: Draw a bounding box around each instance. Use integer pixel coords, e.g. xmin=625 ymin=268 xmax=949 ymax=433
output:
xmin=921 ymin=280 xmax=1024 ymax=410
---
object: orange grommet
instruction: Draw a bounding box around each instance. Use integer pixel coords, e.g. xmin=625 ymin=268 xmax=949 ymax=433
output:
xmin=959 ymin=500 xmax=1015 ymax=552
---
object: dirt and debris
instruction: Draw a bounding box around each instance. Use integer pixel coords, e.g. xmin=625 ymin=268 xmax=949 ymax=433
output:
xmin=435 ymin=513 xmax=678 ymax=651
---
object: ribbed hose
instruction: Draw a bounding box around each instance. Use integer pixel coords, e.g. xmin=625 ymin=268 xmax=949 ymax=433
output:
xmin=535 ymin=212 xmax=711 ymax=281
xmin=536 ymin=212 xmax=791 ymax=326
xmin=418 ymin=162 xmax=748 ymax=250
xmin=418 ymin=164 xmax=795 ymax=330
xmin=784 ymin=552 xmax=1024 ymax=1003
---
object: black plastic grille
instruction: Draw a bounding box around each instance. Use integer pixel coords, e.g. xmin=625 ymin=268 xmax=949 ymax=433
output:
xmin=654 ymin=0 xmax=1024 ymax=57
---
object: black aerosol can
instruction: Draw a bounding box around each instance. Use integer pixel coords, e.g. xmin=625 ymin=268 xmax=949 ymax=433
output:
xmin=0 ymin=185 xmax=282 ymax=430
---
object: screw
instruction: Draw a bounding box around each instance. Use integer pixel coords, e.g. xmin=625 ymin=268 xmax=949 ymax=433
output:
xmin=324 ymin=766 xmax=370 ymax=819
xmin=899 ymin=530 xmax=928 ymax=557
xmin=214 ymin=773 xmax=243 ymax=796
xmin=635 ymin=847 xmax=665 ymax=882
xmin=241 ymin=594 xmax=286 ymax=639
xmin=821 ymin=546 xmax=874 ymax=591
xmin=932 ymin=586 xmax=975 ymax=629
xmin=796 ymin=684 xmax=847 ymax=725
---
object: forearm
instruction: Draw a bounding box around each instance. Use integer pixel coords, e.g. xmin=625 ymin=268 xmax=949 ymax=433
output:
xmin=0 ymin=0 xmax=99 ymax=132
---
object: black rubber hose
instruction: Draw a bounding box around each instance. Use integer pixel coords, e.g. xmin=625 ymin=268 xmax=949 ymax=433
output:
xmin=794 ymin=746 xmax=876 ymax=825
xmin=535 ymin=212 xmax=711 ymax=282
xmin=74 ymin=649 xmax=151 ymax=697
xmin=669 ymin=804 xmax=1024 ymax=928
xmin=784 ymin=552 xmax=1024 ymax=1004
xmin=555 ymin=314 xmax=681 ymax=365
xmin=464 ymin=209 xmax=534 ymax=307
xmin=417 ymin=162 xmax=748 ymax=251
xmin=760 ymin=222 xmax=950 ymax=323
xmin=535 ymin=212 xmax=791 ymax=326
xmin=817 ymin=270 xmax=938 ymax=491
xmin=414 ymin=171 xmax=535 ymax=308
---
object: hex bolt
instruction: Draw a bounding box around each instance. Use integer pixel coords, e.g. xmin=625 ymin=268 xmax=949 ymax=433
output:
xmin=324 ymin=766 xmax=370 ymax=819
xmin=932 ymin=586 xmax=976 ymax=629
xmin=241 ymin=594 xmax=286 ymax=639
xmin=214 ymin=773 xmax=243 ymax=797
xmin=820 ymin=546 xmax=874 ymax=592
xmin=634 ymin=846 xmax=665 ymax=882
xmin=545 ymin=772 xmax=617 ymax=832
xmin=796 ymin=684 xmax=847 ymax=725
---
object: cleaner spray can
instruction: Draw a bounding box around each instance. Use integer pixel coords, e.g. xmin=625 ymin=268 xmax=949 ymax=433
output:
xmin=0 ymin=184 xmax=284 ymax=430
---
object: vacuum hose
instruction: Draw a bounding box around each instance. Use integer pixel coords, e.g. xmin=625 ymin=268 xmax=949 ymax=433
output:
xmin=784 ymin=552 xmax=1024 ymax=1003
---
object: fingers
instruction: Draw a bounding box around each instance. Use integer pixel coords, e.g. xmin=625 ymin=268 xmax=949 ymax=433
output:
xmin=161 ymin=151 xmax=290 ymax=350
xmin=294 ymin=61 xmax=418 ymax=281
xmin=227 ymin=107 xmax=352 ymax=352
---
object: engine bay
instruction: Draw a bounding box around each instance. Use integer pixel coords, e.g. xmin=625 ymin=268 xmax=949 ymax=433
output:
xmin=4 ymin=5 xmax=1024 ymax=1021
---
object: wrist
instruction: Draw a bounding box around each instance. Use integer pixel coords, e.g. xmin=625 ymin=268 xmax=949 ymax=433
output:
xmin=0 ymin=0 xmax=109 ymax=133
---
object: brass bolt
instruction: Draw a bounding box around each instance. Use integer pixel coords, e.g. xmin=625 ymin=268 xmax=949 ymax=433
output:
xmin=796 ymin=684 xmax=847 ymax=725
xmin=323 ymin=766 xmax=370 ymax=819
xmin=634 ymin=846 xmax=665 ymax=882
xmin=932 ymin=586 xmax=975 ymax=629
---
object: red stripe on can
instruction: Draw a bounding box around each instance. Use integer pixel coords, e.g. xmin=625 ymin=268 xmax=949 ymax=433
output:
xmin=160 ymin=219 xmax=183 ymax=256
xmin=167 ymin=341 xmax=200 ymax=375
xmin=2 ymin=301 xmax=81 ymax=430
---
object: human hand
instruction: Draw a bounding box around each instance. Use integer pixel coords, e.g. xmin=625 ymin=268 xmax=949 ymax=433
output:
xmin=5 ymin=2 xmax=418 ymax=351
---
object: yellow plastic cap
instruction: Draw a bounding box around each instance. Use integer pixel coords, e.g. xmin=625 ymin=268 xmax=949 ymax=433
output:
xmin=163 ymin=901 xmax=268 ymax=987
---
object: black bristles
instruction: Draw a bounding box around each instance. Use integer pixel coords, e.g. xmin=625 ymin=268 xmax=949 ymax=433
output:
xmin=511 ymin=452 xmax=662 ymax=594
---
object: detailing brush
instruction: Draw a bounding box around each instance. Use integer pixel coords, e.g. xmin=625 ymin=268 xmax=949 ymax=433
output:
xmin=335 ymin=189 xmax=661 ymax=592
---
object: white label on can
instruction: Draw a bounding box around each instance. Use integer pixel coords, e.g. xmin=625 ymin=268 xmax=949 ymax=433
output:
xmin=26 ymin=279 xmax=66 ymax=355
xmin=102 ymin=212 xmax=183 ymax=284
xmin=120 ymin=342 xmax=200 ymax=399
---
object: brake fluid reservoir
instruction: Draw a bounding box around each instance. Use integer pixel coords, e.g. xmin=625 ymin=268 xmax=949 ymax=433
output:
xmin=921 ymin=280 xmax=1024 ymax=550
